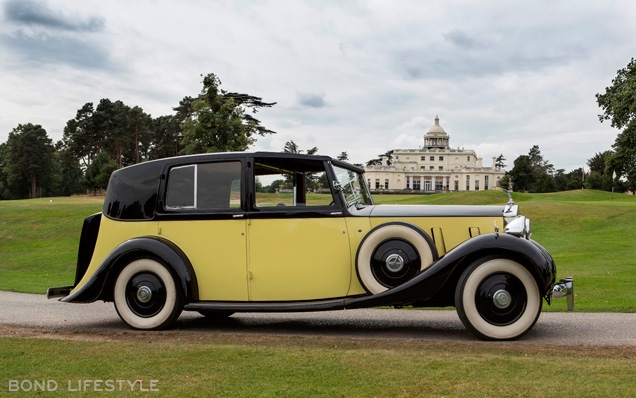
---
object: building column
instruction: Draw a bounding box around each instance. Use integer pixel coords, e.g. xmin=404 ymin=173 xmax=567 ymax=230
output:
xmin=420 ymin=176 xmax=424 ymax=191
xmin=407 ymin=175 xmax=412 ymax=189
xmin=431 ymin=176 xmax=436 ymax=191
xmin=443 ymin=176 xmax=447 ymax=190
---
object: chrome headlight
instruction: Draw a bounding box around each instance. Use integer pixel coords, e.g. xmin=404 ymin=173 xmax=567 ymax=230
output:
xmin=505 ymin=216 xmax=531 ymax=239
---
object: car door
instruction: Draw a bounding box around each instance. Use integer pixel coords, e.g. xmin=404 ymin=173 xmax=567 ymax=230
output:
xmin=158 ymin=160 xmax=249 ymax=301
xmin=246 ymin=157 xmax=352 ymax=301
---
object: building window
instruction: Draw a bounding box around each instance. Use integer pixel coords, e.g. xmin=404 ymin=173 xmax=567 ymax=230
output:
xmin=375 ymin=179 xmax=380 ymax=189
xmin=454 ymin=180 xmax=459 ymax=191
xmin=430 ymin=156 xmax=435 ymax=161
xmin=484 ymin=176 xmax=489 ymax=190
xmin=429 ymin=166 xmax=434 ymax=171
xmin=439 ymin=156 xmax=444 ymax=161
xmin=384 ymin=179 xmax=389 ymax=189
xmin=438 ymin=166 xmax=443 ymax=171
xmin=421 ymin=156 xmax=425 ymax=161
xmin=436 ymin=181 xmax=444 ymax=191
xmin=475 ymin=180 xmax=480 ymax=191
xmin=413 ymin=179 xmax=421 ymax=190
xmin=466 ymin=176 xmax=470 ymax=191
xmin=420 ymin=166 xmax=426 ymax=170
xmin=467 ymin=156 xmax=471 ymax=162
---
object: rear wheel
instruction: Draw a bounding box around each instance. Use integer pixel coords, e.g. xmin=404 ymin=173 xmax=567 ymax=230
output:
xmin=455 ymin=257 xmax=542 ymax=340
xmin=114 ymin=258 xmax=183 ymax=330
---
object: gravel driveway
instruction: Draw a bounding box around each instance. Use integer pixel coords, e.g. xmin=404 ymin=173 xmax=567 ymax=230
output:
xmin=1 ymin=290 xmax=635 ymax=345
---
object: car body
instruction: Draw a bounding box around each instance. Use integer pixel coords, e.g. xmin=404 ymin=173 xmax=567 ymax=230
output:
xmin=48 ymin=151 xmax=573 ymax=340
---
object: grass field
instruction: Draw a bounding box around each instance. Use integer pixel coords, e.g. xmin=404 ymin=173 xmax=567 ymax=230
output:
xmin=2 ymin=332 xmax=636 ymax=397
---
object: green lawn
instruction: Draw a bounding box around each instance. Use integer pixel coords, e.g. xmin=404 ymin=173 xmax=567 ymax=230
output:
xmin=1 ymin=190 xmax=635 ymax=311
xmin=1 ymin=333 xmax=635 ymax=397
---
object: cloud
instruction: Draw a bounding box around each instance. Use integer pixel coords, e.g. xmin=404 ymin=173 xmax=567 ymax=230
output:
xmin=443 ymin=30 xmax=487 ymax=50
xmin=3 ymin=0 xmax=105 ymax=32
xmin=297 ymin=92 xmax=328 ymax=108
xmin=1 ymin=0 xmax=110 ymax=69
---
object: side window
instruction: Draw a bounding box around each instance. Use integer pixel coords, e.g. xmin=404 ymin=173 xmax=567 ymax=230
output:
xmin=254 ymin=159 xmax=335 ymax=208
xmin=166 ymin=161 xmax=241 ymax=210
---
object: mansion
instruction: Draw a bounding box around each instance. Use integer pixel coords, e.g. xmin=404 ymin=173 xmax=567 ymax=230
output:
xmin=364 ymin=116 xmax=505 ymax=193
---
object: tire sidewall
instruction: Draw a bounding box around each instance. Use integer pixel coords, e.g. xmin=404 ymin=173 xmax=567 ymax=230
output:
xmin=114 ymin=258 xmax=181 ymax=330
xmin=456 ymin=257 xmax=542 ymax=340
xmin=356 ymin=223 xmax=436 ymax=294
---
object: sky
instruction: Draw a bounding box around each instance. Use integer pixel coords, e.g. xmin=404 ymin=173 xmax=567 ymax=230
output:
xmin=1 ymin=0 xmax=635 ymax=172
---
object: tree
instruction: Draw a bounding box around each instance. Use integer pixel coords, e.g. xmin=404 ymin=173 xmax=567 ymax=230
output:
xmin=61 ymin=99 xmax=154 ymax=169
xmin=54 ymin=144 xmax=85 ymax=196
xmin=508 ymin=155 xmax=534 ymax=192
xmin=366 ymin=150 xmax=394 ymax=166
xmin=180 ymin=73 xmax=276 ymax=154
xmin=283 ymin=140 xmax=300 ymax=154
xmin=495 ymin=154 xmax=506 ymax=170
xmin=283 ymin=140 xmax=318 ymax=155
xmin=596 ymin=58 xmax=636 ymax=190
xmin=85 ymin=151 xmax=117 ymax=193
xmin=0 ymin=143 xmax=8 ymax=199
xmin=149 ymin=115 xmax=182 ymax=159
xmin=586 ymin=151 xmax=614 ymax=191
xmin=337 ymin=152 xmax=349 ymax=161
xmin=3 ymin=123 xmax=58 ymax=199
xmin=61 ymin=102 xmax=99 ymax=168
xmin=526 ymin=145 xmax=555 ymax=192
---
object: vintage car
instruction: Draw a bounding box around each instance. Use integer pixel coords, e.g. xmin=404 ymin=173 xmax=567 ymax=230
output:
xmin=48 ymin=151 xmax=573 ymax=340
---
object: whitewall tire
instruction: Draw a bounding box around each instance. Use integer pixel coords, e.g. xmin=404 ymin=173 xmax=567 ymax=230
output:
xmin=455 ymin=257 xmax=542 ymax=340
xmin=114 ymin=258 xmax=182 ymax=330
xmin=356 ymin=223 xmax=436 ymax=294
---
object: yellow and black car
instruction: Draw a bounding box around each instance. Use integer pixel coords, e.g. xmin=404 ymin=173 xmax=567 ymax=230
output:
xmin=48 ymin=152 xmax=573 ymax=340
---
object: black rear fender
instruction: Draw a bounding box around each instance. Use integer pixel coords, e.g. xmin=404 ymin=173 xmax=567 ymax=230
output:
xmin=62 ymin=237 xmax=199 ymax=304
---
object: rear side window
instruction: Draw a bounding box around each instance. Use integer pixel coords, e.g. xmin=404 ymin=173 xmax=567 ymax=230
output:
xmin=166 ymin=162 xmax=241 ymax=210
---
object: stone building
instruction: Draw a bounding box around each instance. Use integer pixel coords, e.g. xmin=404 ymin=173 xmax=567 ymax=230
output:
xmin=364 ymin=116 xmax=505 ymax=193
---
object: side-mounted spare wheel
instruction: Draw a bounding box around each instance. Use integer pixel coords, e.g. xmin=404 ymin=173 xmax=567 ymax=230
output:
xmin=455 ymin=257 xmax=542 ymax=341
xmin=356 ymin=222 xmax=437 ymax=294
xmin=114 ymin=258 xmax=183 ymax=330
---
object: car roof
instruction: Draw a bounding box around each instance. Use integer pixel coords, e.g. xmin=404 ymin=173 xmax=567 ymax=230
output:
xmin=102 ymin=151 xmax=362 ymax=220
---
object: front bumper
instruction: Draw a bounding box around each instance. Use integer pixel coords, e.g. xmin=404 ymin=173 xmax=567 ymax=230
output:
xmin=551 ymin=277 xmax=574 ymax=311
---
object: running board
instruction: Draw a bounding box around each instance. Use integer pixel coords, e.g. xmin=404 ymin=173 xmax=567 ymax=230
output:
xmin=184 ymin=299 xmax=348 ymax=313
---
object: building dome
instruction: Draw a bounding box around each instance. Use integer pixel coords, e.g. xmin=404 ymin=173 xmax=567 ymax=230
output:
xmin=427 ymin=115 xmax=447 ymax=134
xmin=424 ymin=115 xmax=449 ymax=149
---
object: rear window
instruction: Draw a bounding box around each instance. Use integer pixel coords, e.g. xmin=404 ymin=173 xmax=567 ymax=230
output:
xmin=165 ymin=161 xmax=241 ymax=210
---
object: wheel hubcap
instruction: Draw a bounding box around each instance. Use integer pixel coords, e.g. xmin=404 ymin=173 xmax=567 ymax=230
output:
xmin=370 ymin=239 xmax=421 ymax=288
xmin=385 ymin=254 xmax=405 ymax=272
xmin=136 ymin=286 xmax=153 ymax=303
xmin=475 ymin=272 xmax=527 ymax=326
xmin=125 ymin=272 xmax=166 ymax=318
xmin=492 ymin=289 xmax=512 ymax=309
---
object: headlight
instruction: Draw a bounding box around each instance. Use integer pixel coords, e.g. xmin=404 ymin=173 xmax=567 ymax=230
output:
xmin=505 ymin=216 xmax=531 ymax=239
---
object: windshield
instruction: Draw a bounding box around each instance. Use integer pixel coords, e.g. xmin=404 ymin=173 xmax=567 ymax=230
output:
xmin=332 ymin=165 xmax=374 ymax=208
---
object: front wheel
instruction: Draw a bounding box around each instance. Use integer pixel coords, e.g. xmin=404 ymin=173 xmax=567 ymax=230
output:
xmin=455 ymin=257 xmax=542 ymax=340
xmin=114 ymin=258 xmax=183 ymax=330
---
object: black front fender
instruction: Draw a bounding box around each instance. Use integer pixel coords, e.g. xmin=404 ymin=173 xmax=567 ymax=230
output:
xmin=61 ymin=237 xmax=199 ymax=304
xmin=345 ymin=233 xmax=556 ymax=309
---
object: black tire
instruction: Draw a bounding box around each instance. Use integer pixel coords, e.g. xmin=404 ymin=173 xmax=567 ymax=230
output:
xmin=198 ymin=310 xmax=234 ymax=319
xmin=356 ymin=223 xmax=436 ymax=294
xmin=113 ymin=258 xmax=183 ymax=330
xmin=455 ymin=257 xmax=542 ymax=340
